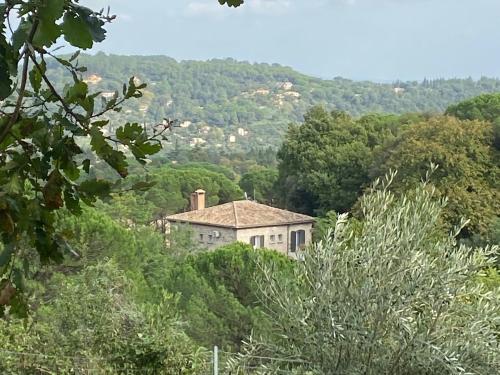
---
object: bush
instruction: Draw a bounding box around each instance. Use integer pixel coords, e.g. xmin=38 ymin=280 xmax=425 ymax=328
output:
xmin=230 ymin=177 xmax=500 ymax=374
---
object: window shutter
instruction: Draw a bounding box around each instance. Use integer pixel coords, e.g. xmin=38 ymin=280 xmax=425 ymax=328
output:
xmin=260 ymin=235 xmax=265 ymax=248
xmin=250 ymin=236 xmax=256 ymax=247
xmin=291 ymin=231 xmax=297 ymax=252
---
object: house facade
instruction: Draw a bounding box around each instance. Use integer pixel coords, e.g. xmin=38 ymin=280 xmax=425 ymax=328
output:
xmin=165 ymin=190 xmax=314 ymax=258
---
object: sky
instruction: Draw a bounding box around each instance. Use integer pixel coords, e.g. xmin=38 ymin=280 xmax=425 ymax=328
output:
xmin=81 ymin=0 xmax=500 ymax=81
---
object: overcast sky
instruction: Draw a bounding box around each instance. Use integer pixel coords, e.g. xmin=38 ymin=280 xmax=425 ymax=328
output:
xmin=81 ymin=0 xmax=500 ymax=81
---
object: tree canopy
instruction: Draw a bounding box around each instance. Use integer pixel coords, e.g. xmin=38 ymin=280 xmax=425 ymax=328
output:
xmin=371 ymin=116 xmax=499 ymax=236
xmin=446 ymin=93 xmax=500 ymax=149
xmin=276 ymin=107 xmax=421 ymax=215
xmin=238 ymin=166 xmax=278 ymax=204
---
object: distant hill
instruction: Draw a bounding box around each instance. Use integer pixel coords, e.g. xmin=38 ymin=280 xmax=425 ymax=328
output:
xmin=47 ymin=53 xmax=500 ymax=149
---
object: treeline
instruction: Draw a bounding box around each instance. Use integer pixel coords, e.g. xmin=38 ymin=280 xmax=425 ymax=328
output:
xmin=46 ymin=53 xmax=500 ymax=149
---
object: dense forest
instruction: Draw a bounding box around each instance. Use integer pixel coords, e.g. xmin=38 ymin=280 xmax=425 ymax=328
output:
xmin=47 ymin=53 xmax=500 ymax=150
xmin=0 ymin=1 xmax=499 ymax=374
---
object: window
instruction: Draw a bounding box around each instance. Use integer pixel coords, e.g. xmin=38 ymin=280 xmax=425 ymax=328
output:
xmin=290 ymin=230 xmax=306 ymax=252
xmin=250 ymin=235 xmax=265 ymax=249
xmin=278 ymin=234 xmax=283 ymax=243
xmin=199 ymin=233 xmax=204 ymax=242
xmin=270 ymin=234 xmax=276 ymax=243
xmin=208 ymin=234 xmax=213 ymax=243
xmin=298 ymin=230 xmax=306 ymax=249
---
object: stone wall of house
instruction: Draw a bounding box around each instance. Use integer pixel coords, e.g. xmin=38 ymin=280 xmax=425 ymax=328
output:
xmin=236 ymin=222 xmax=313 ymax=258
xmin=168 ymin=221 xmax=313 ymax=256
xmin=171 ymin=222 xmax=237 ymax=250
xmin=236 ymin=226 xmax=289 ymax=255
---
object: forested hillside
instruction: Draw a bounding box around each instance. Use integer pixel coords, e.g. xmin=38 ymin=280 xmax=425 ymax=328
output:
xmin=1 ymin=1 xmax=499 ymax=373
xmin=47 ymin=53 xmax=500 ymax=149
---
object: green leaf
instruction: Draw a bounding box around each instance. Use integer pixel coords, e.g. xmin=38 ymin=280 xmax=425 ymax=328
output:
xmin=90 ymin=127 xmax=128 ymax=177
xmin=79 ymin=179 xmax=112 ymax=198
xmin=32 ymin=18 xmax=62 ymax=48
xmin=0 ymin=36 xmax=15 ymax=99
xmin=12 ymin=267 xmax=24 ymax=291
xmin=64 ymin=188 xmax=82 ymax=214
xmin=61 ymin=12 xmax=93 ymax=49
xmin=29 ymin=61 xmax=46 ymax=93
xmin=62 ymin=160 xmax=80 ymax=181
xmin=89 ymin=127 xmax=107 ymax=150
xmin=104 ymin=149 xmax=129 ymax=177
xmin=116 ymin=123 xmax=144 ymax=144
xmin=40 ymin=0 xmax=65 ymax=22
xmin=0 ymin=243 xmax=15 ymax=270
xmin=66 ymin=81 xmax=88 ymax=102
xmin=74 ymin=5 xmax=107 ymax=43
xmin=34 ymin=224 xmax=63 ymax=264
xmin=0 ymin=71 xmax=12 ymax=99
xmin=136 ymin=141 xmax=162 ymax=156
xmin=69 ymin=50 xmax=81 ymax=61
xmin=4 ymin=175 xmax=22 ymax=194
xmin=92 ymin=120 xmax=109 ymax=128
xmin=82 ymin=159 xmax=91 ymax=173
xmin=12 ymin=20 xmax=32 ymax=50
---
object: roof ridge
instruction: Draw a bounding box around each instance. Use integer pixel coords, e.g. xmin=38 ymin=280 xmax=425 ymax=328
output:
xmin=232 ymin=201 xmax=239 ymax=226
xmin=245 ymin=199 xmax=314 ymax=219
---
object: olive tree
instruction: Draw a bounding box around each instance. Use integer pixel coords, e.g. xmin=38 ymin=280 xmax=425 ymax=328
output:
xmin=229 ymin=174 xmax=499 ymax=374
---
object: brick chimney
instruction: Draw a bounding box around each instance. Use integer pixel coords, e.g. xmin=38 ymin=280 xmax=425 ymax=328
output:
xmin=190 ymin=189 xmax=206 ymax=211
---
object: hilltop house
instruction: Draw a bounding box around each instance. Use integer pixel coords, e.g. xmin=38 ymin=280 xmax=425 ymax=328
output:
xmin=164 ymin=190 xmax=314 ymax=258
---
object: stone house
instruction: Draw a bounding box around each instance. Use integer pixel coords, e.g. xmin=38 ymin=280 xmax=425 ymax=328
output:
xmin=165 ymin=190 xmax=314 ymax=258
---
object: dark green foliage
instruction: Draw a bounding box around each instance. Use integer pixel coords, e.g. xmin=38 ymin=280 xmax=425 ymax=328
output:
xmin=162 ymin=243 xmax=294 ymax=351
xmin=239 ymin=167 xmax=278 ymax=204
xmin=277 ymin=107 xmax=421 ymax=215
xmin=446 ymin=92 xmax=500 ymax=149
xmin=99 ymin=164 xmax=243 ymax=224
xmin=371 ymin=116 xmax=499 ymax=236
xmin=0 ymin=261 xmax=208 ymax=374
xmin=56 ymin=207 xmax=165 ymax=293
xmin=1 ymin=208 xmax=294 ymax=370
xmin=219 ymin=0 xmax=245 ymax=6
xmin=313 ymin=210 xmax=338 ymax=241
xmin=446 ymin=93 xmax=500 ymax=122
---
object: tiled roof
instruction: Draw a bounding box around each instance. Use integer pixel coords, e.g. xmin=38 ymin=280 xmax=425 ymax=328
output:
xmin=166 ymin=200 xmax=314 ymax=229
